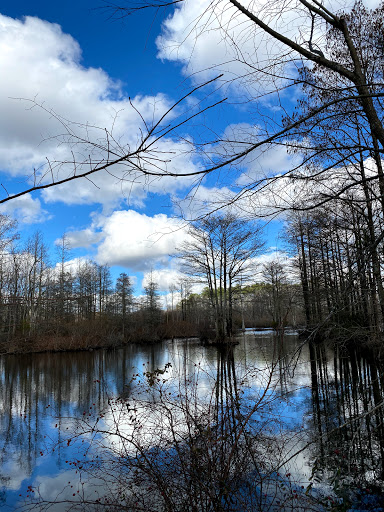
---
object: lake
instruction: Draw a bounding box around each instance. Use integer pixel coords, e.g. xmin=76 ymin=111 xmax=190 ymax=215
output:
xmin=0 ymin=331 xmax=382 ymax=511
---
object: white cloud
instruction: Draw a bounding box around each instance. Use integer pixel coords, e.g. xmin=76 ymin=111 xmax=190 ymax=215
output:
xmin=52 ymin=256 xmax=89 ymax=277
xmin=234 ymin=175 xmax=307 ymax=218
xmin=61 ymin=228 xmax=103 ymax=249
xmin=139 ymin=250 xmax=298 ymax=296
xmin=175 ymin=175 xmax=303 ymax=222
xmin=251 ymin=250 xmax=299 ymax=283
xmin=157 ymin=0 xmax=381 ymax=91
xmin=0 ymin=14 xmax=118 ymax=173
xmin=41 ymin=137 xmax=201 ymax=209
xmin=141 ymin=267 xmax=206 ymax=309
xmin=156 ymin=0 xmax=318 ymax=97
xmin=142 ymin=267 xmax=184 ymax=292
xmin=238 ymin=156 xmax=384 ymax=219
xmin=328 ymin=0 xmax=380 ymax=8
xmin=251 ymin=250 xmax=293 ymax=271
xmin=203 ymin=122 xmax=301 ymax=184
xmin=0 ymin=14 xmax=201 ymax=209
xmin=174 ymin=183 xmax=236 ymax=220
xmin=0 ymin=193 xmax=49 ymax=224
xmin=79 ymin=210 xmax=191 ymax=271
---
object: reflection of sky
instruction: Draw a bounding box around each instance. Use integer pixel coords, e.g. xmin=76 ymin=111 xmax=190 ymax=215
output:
xmin=0 ymin=333 xmax=318 ymax=510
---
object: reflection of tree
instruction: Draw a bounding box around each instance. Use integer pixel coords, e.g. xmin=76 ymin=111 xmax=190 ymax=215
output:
xmin=65 ymin=341 xmax=322 ymax=512
xmin=308 ymin=341 xmax=384 ymax=492
xmin=215 ymin=346 xmax=239 ymax=435
xmin=0 ymin=347 xmax=144 ymax=493
xmin=12 ymin=336 xmax=384 ymax=510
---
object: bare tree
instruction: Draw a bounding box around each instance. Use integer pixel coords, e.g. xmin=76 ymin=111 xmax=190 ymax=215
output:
xmin=178 ymin=213 xmax=263 ymax=342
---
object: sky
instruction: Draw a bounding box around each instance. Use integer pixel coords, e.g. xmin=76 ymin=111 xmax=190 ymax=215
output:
xmin=0 ymin=0 xmax=326 ymax=295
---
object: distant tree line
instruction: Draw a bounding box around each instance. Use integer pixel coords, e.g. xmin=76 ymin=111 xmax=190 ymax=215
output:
xmin=0 ymin=212 xmax=306 ymax=352
xmin=3 ymin=198 xmax=380 ymax=351
xmin=0 ymin=220 xmax=166 ymax=351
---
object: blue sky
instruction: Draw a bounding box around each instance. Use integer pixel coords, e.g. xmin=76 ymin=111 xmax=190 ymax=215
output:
xmin=0 ymin=0 xmax=296 ymax=294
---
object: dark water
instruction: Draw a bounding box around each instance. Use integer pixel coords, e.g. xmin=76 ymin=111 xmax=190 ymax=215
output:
xmin=0 ymin=332 xmax=382 ymax=511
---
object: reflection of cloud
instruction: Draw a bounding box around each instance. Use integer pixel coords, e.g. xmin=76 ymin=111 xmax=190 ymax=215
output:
xmin=1 ymin=457 xmax=28 ymax=491
xmin=33 ymin=469 xmax=107 ymax=510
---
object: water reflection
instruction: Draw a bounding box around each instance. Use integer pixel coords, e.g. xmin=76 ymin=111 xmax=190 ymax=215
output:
xmin=0 ymin=334 xmax=382 ymax=510
xmin=308 ymin=341 xmax=384 ymax=495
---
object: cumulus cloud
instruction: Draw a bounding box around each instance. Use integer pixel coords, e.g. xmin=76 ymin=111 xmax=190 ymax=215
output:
xmin=251 ymin=250 xmax=294 ymax=269
xmin=142 ymin=267 xmax=184 ymax=292
xmin=156 ymin=0 xmax=381 ymax=105
xmin=156 ymin=0 xmax=319 ymax=96
xmin=239 ymin=156 xmax=384 ymax=218
xmin=139 ymin=249 xmax=298 ymax=297
xmin=328 ymin=0 xmax=380 ymax=8
xmin=174 ymin=183 xmax=236 ymax=220
xmin=201 ymin=122 xmax=301 ymax=186
xmin=232 ymin=175 xmax=307 ymax=219
xmin=175 ymin=174 xmax=305 ymax=222
xmin=63 ymin=228 xmax=103 ymax=249
xmin=0 ymin=14 xmax=201 ymax=209
xmin=141 ymin=267 xmax=206 ymax=309
xmin=0 ymin=14 xmax=121 ymax=173
xmin=41 ymin=137 xmax=201 ymax=209
xmin=251 ymin=250 xmax=299 ymax=283
xmin=0 ymin=193 xmax=49 ymax=224
xmin=95 ymin=210 xmax=189 ymax=270
xmin=51 ymin=256 xmax=89 ymax=277
xmin=67 ymin=210 xmax=191 ymax=271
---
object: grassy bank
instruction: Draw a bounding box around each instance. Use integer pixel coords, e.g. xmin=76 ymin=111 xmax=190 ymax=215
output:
xmin=0 ymin=318 xmax=201 ymax=355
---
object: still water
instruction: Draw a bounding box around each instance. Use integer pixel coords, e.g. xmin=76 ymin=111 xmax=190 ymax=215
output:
xmin=0 ymin=332 xmax=382 ymax=511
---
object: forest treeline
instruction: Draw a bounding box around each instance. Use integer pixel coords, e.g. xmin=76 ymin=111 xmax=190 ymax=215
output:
xmin=288 ymin=200 xmax=384 ymax=343
xmin=0 ymin=180 xmax=383 ymax=353
xmin=0 ymin=191 xmax=383 ymax=352
xmin=0 ymin=213 xmax=309 ymax=353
